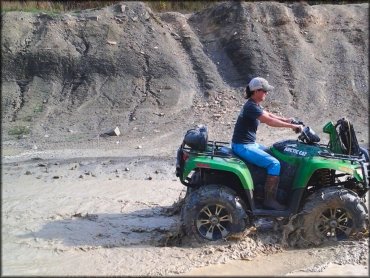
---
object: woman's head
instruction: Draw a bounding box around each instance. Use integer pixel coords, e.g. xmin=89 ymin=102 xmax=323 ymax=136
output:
xmin=245 ymin=77 xmax=274 ymax=100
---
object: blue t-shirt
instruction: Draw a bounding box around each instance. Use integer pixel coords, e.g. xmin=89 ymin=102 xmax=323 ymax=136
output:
xmin=232 ymin=99 xmax=263 ymax=144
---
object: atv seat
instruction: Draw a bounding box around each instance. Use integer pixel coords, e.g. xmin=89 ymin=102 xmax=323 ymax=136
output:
xmin=214 ymin=146 xmax=234 ymax=156
xmin=219 ymin=145 xmax=271 ymax=172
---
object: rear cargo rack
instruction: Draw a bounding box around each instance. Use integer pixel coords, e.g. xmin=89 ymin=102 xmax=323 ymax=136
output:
xmin=183 ymin=140 xmax=234 ymax=159
xmin=318 ymin=150 xmax=365 ymax=162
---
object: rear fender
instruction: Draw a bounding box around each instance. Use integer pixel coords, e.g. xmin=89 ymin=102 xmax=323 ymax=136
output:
xmin=182 ymin=155 xmax=254 ymax=190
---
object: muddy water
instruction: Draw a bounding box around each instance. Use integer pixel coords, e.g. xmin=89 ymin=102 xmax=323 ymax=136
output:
xmin=182 ymin=245 xmax=369 ymax=276
xmin=3 ymin=151 xmax=369 ymax=276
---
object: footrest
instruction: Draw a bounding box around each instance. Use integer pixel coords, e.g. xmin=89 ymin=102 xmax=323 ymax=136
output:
xmin=253 ymin=209 xmax=291 ymax=217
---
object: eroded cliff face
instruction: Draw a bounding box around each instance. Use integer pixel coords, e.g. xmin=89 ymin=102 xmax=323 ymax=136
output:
xmin=1 ymin=2 xmax=368 ymax=146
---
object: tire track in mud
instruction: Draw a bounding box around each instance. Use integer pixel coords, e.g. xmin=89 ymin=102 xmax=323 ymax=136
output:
xmin=6 ymin=199 xmax=180 ymax=250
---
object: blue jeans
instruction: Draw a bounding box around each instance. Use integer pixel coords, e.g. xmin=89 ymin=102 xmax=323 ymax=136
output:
xmin=231 ymin=143 xmax=280 ymax=176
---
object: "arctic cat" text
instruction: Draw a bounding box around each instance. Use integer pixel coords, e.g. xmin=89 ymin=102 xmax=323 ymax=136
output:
xmin=284 ymin=147 xmax=307 ymax=156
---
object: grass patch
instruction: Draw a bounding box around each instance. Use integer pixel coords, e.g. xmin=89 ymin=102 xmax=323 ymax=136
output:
xmin=146 ymin=1 xmax=214 ymax=13
xmin=62 ymin=133 xmax=88 ymax=143
xmin=8 ymin=125 xmax=30 ymax=136
xmin=33 ymin=105 xmax=43 ymax=113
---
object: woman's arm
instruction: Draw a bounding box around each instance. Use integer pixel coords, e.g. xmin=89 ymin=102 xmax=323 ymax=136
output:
xmin=258 ymin=111 xmax=302 ymax=132
xmin=265 ymin=111 xmax=293 ymax=123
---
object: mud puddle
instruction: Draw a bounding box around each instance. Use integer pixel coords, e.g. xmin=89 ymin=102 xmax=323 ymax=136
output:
xmin=182 ymin=239 xmax=369 ymax=276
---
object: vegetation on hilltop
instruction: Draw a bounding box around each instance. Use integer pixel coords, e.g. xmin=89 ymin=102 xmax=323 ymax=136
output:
xmin=1 ymin=1 xmax=213 ymax=13
xmin=2 ymin=1 xmax=366 ymax=14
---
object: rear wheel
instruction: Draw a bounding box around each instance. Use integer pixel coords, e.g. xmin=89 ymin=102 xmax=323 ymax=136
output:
xmin=299 ymin=187 xmax=368 ymax=246
xmin=182 ymin=184 xmax=247 ymax=242
xmin=180 ymin=171 xmax=201 ymax=227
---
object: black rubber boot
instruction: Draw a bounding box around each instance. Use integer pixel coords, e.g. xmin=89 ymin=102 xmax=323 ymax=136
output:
xmin=263 ymin=175 xmax=286 ymax=211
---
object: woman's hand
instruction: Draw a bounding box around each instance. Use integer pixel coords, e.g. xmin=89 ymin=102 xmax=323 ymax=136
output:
xmin=292 ymin=125 xmax=304 ymax=134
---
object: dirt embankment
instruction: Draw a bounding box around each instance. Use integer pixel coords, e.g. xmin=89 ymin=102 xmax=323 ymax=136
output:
xmin=1 ymin=1 xmax=368 ymax=151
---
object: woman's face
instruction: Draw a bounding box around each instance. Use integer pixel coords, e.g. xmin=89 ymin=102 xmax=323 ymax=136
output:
xmin=254 ymin=89 xmax=268 ymax=102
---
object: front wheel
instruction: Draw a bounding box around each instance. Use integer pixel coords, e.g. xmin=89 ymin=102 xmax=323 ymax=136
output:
xmin=298 ymin=187 xmax=368 ymax=246
xmin=182 ymin=184 xmax=248 ymax=242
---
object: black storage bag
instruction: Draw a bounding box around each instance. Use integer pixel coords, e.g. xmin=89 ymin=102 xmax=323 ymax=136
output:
xmin=337 ymin=118 xmax=361 ymax=156
xmin=183 ymin=125 xmax=208 ymax=151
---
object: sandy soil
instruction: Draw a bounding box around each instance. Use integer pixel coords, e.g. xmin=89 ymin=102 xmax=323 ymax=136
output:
xmin=2 ymin=144 xmax=369 ymax=276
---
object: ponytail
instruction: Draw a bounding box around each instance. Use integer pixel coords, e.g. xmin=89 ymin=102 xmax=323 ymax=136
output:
xmin=245 ymin=85 xmax=252 ymax=99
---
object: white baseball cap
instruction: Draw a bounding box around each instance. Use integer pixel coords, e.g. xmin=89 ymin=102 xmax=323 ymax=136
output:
xmin=248 ymin=77 xmax=274 ymax=92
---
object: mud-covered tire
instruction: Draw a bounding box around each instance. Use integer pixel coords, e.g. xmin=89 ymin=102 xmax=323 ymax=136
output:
xmin=183 ymin=170 xmax=201 ymax=200
xmin=299 ymin=187 xmax=368 ymax=246
xmin=180 ymin=186 xmax=195 ymax=223
xmin=184 ymin=186 xmax=196 ymax=200
xmin=182 ymin=184 xmax=247 ymax=242
xmin=180 ymin=171 xmax=202 ymax=233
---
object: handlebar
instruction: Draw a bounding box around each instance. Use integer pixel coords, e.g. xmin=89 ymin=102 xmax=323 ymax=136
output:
xmin=290 ymin=118 xmax=304 ymax=134
xmin=290 ymin=118 xmax=304 ymax=126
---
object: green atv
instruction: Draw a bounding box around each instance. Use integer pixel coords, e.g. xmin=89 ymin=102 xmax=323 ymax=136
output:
xmin=176 ymin=118 xmax=369 ymax=246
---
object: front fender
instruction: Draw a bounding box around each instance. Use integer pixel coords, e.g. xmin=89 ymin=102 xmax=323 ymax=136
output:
xmin=183 ymin=155 xmax=254 ymax=190
xmin=292 ymin=157 xmax=365 ymax=189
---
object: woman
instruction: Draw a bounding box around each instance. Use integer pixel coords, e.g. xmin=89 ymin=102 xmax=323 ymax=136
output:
xmin=231 ymin=77 xmax=303 ymax=210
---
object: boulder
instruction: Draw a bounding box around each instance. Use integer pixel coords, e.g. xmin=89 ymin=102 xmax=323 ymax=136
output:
xmin=100 ymin=127 xmax=121 ymax=137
